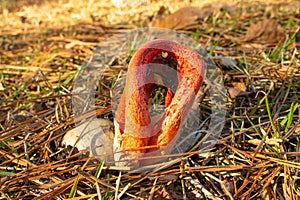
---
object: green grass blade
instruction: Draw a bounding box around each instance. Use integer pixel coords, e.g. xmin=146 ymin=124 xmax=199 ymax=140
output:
xmin=95 ymin=160 xmax=105 ymax=179
xmin=0 ymin=171 xmax=15 ymax=177
xmin=69 ymin=176 xmax=79 ymax=198
xmin=280 ymin=102 xmax=299 ymax=133
xmin=264 ymin=94 xmax=278 ymax=138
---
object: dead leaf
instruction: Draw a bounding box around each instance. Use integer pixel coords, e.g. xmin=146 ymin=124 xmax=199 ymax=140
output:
xmin=149 ymin=4 xmax=237 ymax=30
xmin=243 ymin=19 xmax=285 ymax=44
xmin=62 ymin=118 xmax=114 ymax=162
xmin=232 ymin=82 xmax=247 ymax=91
xmin=149 ymin=6 xmax=212 ymax=30
xmin=226 ymin=87 xmax=250 ymax=99
xmin=227 ymin=87 xmax=243 ymax=99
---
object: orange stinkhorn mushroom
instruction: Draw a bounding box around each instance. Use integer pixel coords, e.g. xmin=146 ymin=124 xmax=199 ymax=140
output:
xmin=114 ymin=39 xmax=205 ymax=167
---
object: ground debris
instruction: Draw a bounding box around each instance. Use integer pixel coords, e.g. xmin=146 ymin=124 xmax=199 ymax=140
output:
xmin=0 ymin=0 xmax=299 ymax=199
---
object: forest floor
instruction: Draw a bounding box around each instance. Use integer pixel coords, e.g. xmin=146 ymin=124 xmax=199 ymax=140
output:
xmin=0 ymin=0 xmax=300 ymax=199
